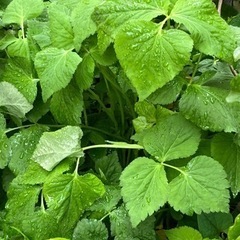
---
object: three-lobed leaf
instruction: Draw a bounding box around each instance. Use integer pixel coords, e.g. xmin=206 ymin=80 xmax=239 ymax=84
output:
xmin=115 ymin=22 xmax=193 ymax=100
xmin=120 ymin=157 xmax=168 ymax=227
xmin=168 ymin=156 xmax=229 ymax=215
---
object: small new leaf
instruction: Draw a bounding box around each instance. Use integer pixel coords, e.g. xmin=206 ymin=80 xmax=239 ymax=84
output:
xmin=120 ymin=157 xmax=168 ymax=227
xmin=168 ymin=156 xmax=229 ymax=215
xmin=115 ymin=21 xmax=193 ymax=100
xmin=32 ymin=126 xmax=83 ymax=171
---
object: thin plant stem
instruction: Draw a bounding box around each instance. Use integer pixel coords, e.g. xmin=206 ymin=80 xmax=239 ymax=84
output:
xmin=162 ymin=162 xmax=186 ymax=175
xmin=217 ymin=0 xmax=223 ymax=15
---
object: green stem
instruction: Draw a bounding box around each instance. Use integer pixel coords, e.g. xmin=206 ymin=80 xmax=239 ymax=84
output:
xmin=41 ymin=191 xmax=46 ymax=212
xmin=190 ymin=53 xmax=202 ymax=84
xmin=10 ymin=226 xmax=29 ymax=240
xmin=74 ymin=157 xmax=81 ymax=175
xmin=82 ymin=143 xmax=143 ymax=152
xmin=162 ymin=162 xmax=186 ymax=175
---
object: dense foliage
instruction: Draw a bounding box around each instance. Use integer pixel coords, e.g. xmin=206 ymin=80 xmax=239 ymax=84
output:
xmin=1 ymin=0 xmax=240 ymax=239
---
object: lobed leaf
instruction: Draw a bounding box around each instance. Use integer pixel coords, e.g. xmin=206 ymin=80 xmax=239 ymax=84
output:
xmin=34 ymin=47 xmax=82 ymax=102
xmin=143 ymin=114 xmax=201 ymax=162
xmin=120 ymin=157 xmax=168 ymax=227
xmin=115 ymin=21 xmax=193 ymax=100
xmin=168 ymin=156 xmax=229 ymax=215
xmin=43 ymin=173 xmax=105 ymax=230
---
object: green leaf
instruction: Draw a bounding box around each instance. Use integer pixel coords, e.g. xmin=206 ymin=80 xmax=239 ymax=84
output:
xmin=110 ymin=205 xmax=156 ymax=240
xmin=168 ymin=156 xmax=229 ymax=215
xmin=95 ymin=151 xmax=122 ymax=184
xmin=3 ymin=58 xmax=37 ymax=103
xmin=22 ymin=210 xmax=59 ymax=240
xmin=71 ymin=0 xmax=101 ymax=51
xmin=165 ymin=226 xmax=202 ymax=240
xmin=7 ymin=38 xmax=30 ymax=59
xmin=228 ymin=214 xmax=240 ymax=240
xmin=135 ymin=101 xmax=156 ymax=123
xmin=0 ymin=32 xmax=17 ymax=50
xmin=93 ymin=0 xmax=170 ymax=52
xmin=72 ymin=219 xmax=108 ymax=240
xmin=43 ymin=173 xmax=105 ymax=229
xmin=50 ymin=83 xmax=83 ymax=125
xmin=170 ymin=0 xmax=236 ymax=62
xmin=48 ymin=3 xmax=74 ymax=50
xmin=8 ymin=126 xmax=45 ymax=175
xmin=211 ymin=133 xmax=240 ymax=196
xmin=147 ymin=76 xmax=186 ymax=105
xmin=115 ymin=21 xmax=193 ymax=100
xmin=0 ymin=81 xmax=33 ymax=118
xmin=120 ymin=157 xmax=168 ymax=227
xmin=0 ymin=131 xmax=10 ymax=169
xmin=75 ymin=53 xmax=95 ymax=90
xmin=5 ymin=180 xmax=41 ymax=228
xmin=32 ymin=126 xmax=83 ymax=171
xmin=2 ymin=0 xmax=44 ymax=25
xmin=143 ymin=114 xmax=201 ymax=162
xmin=179 ymin=84 xmax=236 ymax=132
xmin=89 ymin=185 xmax=121 ymax=214
xmin=34 ymin=47 xmax=82 ymax=102
xmin=197 ymin=212 xmax=233 ymax=238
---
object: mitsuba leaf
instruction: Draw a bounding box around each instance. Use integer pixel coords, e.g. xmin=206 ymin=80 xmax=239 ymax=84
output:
xmin=0 ymin=131 xmax=10 ymax=169
xmin=48 ymin=3 xmax=74 ymax=50
xmin=197 ymin=212 xmax=233 ymax=238
xmin=72 ymin=219 xmax=108 ymax=240
xmin=143 ymin=114 xmax=201 ymax=162
xmin=93 ymin=0 xmax=170 ymax=52
xmin=7 ymin=38 xmax=30 ymax=59
xmin=34 ymin=47 xmax=82 ymax=102
xmin=3 ymin=58 xmax=37 ymax=103
xmin=0 ymin=82 xmax=33 ymax=118
xmin=50 ymin=83 xmax=83 ymax=125
xmin=43 ymin=173 xmax=105 ymax=230
xmin=71 ymin=0 xmax=102 ymax=51
xmin=165 ymin=226 xmax=202 ymax=240
xmin=9 ymin=125 xmax=45 ymax=175
xmin=211 ymin=133 xmax=240 ymax=196
xmin=168 ymin=156 xmax=229 ymax=215
xmin=179 ymin=84 xmax=236 ymax=132
xmin=2 ymin=0 xmax=44 ymax=25
xmin=115 ymin=21 xmax=193 ymax=100
xmin=120 ymin=157 xmax=168 ymax=227
xmin=32 ymin=126 xmax=83 ymax=171
xmin=170 ymin=0 xmax=236 ymax=62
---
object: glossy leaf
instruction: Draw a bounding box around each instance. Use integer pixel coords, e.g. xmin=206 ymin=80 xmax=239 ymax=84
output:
xmin=179 ymin=84 xmax=236 ymax=132
xmin=43 ymin=173 xmax=105 ymax=229
xmin=2 ymin=0 xmax=44 ymax=25
xmin=93 ymin=0 xmax=170 ymax=52
xmin=228 ymin=214 xmax=240 ymax=240
xmin=72 ymin=219 xmax=108 ymax=240
xmin=170 ymin=0 xmax=236 ymax=62
xmin=50 ymin=83 xmax=83 ymax=125
xmin=34 ymin=47 xmax=82 ymax=102
xmin=32 ymin=126 xmax=83 ymax=171
xmin=120 ymin=157 xmax=168 ymax=227
xmin=168 ymin=156 xmax=229 ymax=215
xmin=211 ymin=133 xmax=240 ymax=196
xmin=115 ymin=21 xmax=193 ymax=100
xmin=143 ymin=114 xmax=201 ymax=162
xmin=0 ymin=82 xmax=33 ymax=118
